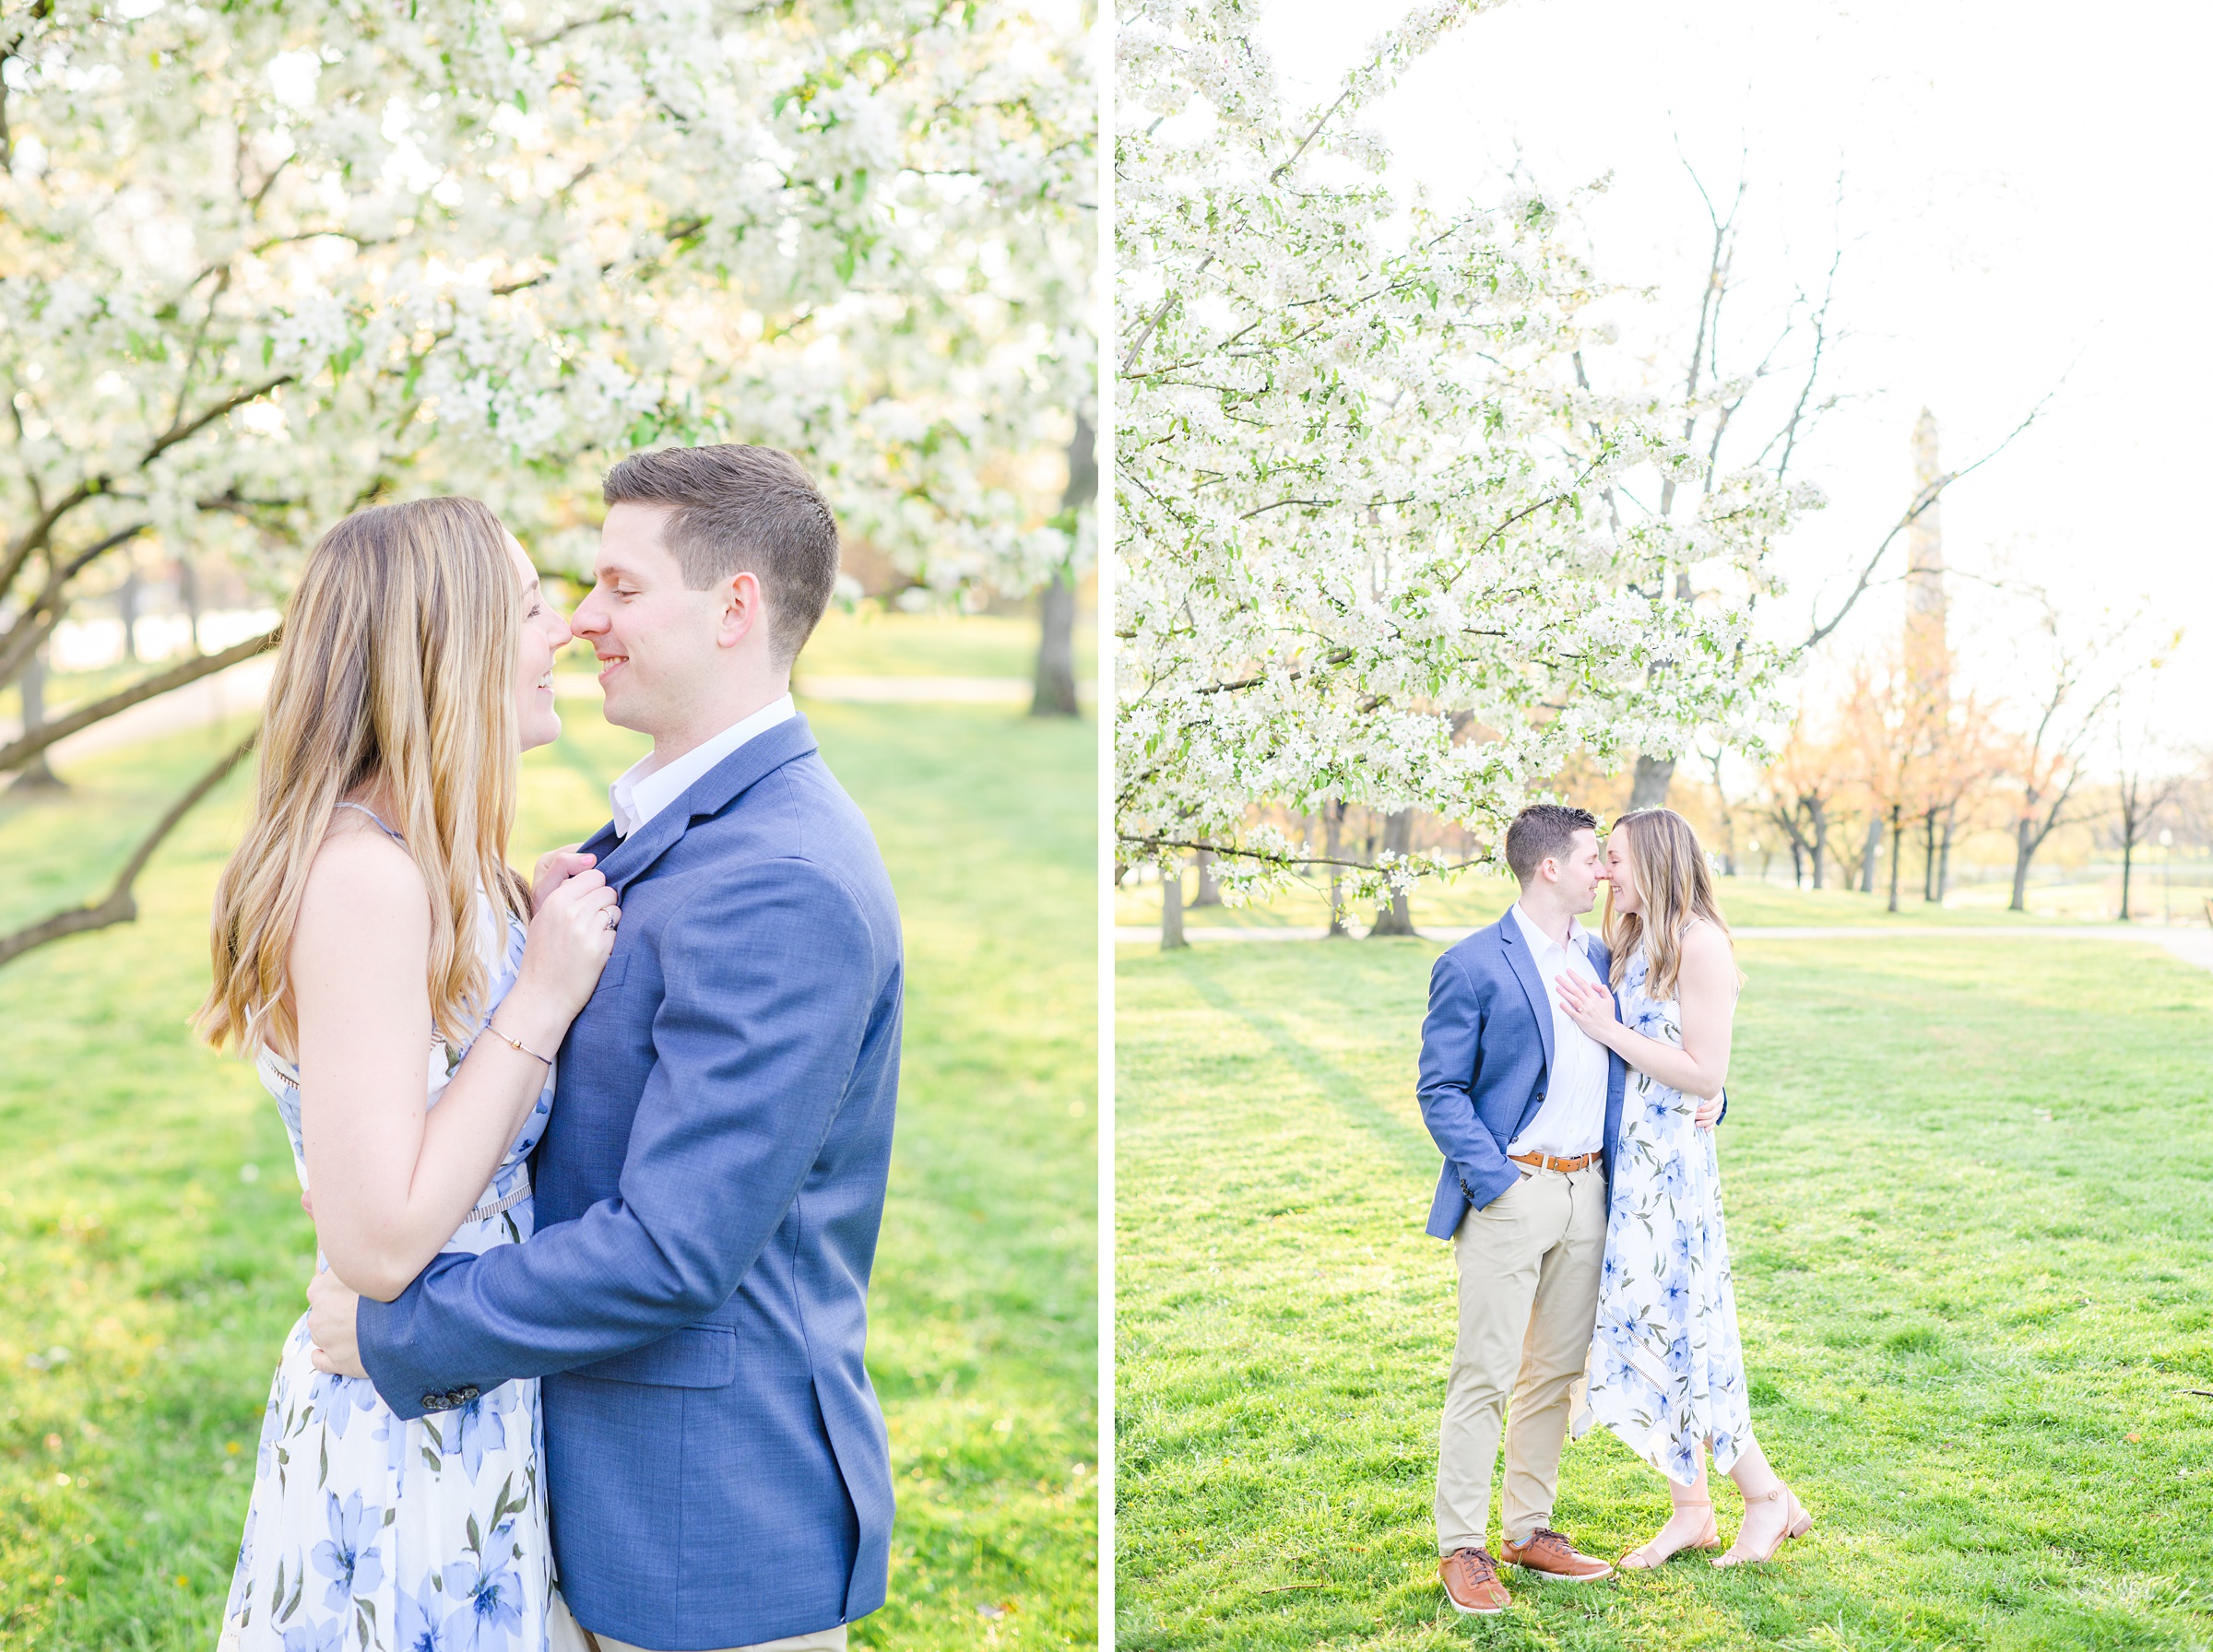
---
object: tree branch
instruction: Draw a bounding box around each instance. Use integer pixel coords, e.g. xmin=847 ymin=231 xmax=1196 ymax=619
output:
xmin=1803 ymin=386 xmax=2061 ymax=650
xmin=1120 ymin=254 xmax=1213 ymax=375
xmin=0 ymin=727 xmax=258 ymax=970
xmin=0 ymin=627 xmax=279 ymax=773
xmin=1120 ymin=832 xmax=1488 ymax=877
xmin=0 ymin=523 xmax=153 ymax=674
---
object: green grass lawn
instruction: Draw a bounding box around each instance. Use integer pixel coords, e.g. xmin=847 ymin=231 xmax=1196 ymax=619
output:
xmin=0 ymin=684 xmax=1096 ymax=1649
xmin=1116 ymin=934 xmax=2213 ymax=1650
xmin=794 ymin=608 xmax=1097 ymax=681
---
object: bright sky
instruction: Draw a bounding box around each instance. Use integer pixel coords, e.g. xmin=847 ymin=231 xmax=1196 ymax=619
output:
xmin=1253 ymin=0 xmax=2213 ymax=760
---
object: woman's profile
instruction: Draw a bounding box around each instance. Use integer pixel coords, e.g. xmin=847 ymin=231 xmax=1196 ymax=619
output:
xmin=198 ymin=495 xmax=615 ymax=1651
xmin=1556 ymin=807 xmax=1813 ymax=1569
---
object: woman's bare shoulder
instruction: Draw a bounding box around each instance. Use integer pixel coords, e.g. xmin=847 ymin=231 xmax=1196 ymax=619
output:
xmin=1677 ymin=917 xmax=1735 ymax=974
xmin=295 ymin=820 xmax=429 ymax=952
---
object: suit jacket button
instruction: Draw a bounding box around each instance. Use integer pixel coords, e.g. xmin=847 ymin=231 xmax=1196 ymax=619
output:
xmin=456 ymin=1386 xmax=479 ymax=1402
xmin=420 ymin=1394 xmax=442 ymax=1410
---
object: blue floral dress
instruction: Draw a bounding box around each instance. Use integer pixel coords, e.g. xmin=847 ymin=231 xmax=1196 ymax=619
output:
xmin=218 ymin=893 xmax=556 ymax=1652
xmin=1575 ymin=943 xmax=1753 ymax=1486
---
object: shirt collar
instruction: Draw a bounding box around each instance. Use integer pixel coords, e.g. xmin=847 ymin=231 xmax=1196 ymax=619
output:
xmin=609 ymin=692 xmax=797 ymax=840
xmin=1509 ymin=901 xmax=1592 ymax=959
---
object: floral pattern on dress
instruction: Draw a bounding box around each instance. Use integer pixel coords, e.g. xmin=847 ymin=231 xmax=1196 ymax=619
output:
xmin=218 ymin=896 xmax=556 ymax=1652
xmin=1575 ymin=943 xmax=1753 ymax=1486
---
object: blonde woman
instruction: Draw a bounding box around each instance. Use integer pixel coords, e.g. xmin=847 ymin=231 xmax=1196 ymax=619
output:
xmin=1551 ymin=808 xmax=1813 ymax=1570
xmin=199 ymin=496 xmax=613 ymax=1651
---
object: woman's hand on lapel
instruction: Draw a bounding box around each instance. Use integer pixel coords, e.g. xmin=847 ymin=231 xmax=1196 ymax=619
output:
xmin=533 ymin=844 xmax=596 ymax=911
xmin=1554 ymin=970 xmax=1621 ymax=1044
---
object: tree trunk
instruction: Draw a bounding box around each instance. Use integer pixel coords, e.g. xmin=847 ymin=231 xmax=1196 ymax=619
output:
xmin=1922 ymin=807 xmax=1939 ymax=903
xmin=1029 ymin=567 xmax=1079 ymax=717
xmin=2121 ymin=837 xmax=2135 ymax=921
xmin=119 ymin=567 xmax=141 ymax=664
xmin=1030 ymin=413 xmax=1095 ymax=719
xmin=1627 ymin=753 xmax=1675 ymax=810
xmin=1370 ymin=808 xmax=1417 ymax=937
xmin=1887 ymin=807 xmax=1904 ymax=913
xmin=1789 ymin=838 xmax=1804 ymax=888
xmin=180 ymin=555 xmax=203 ymax=655
xmin=1192 ymin=847 xmax=1222 ymax=906
xmin=8 ymin=652 xmax=65 ymax=791
xmin=1325 ymin=799 xmax=1350 ymax=938
xmin=1160 ymin=860 xmax=1187 ymax=950
xmin=2009 ymin=818 xmax=2033 ymax=913
xmin=1859 ymin=815 xmax=1883 ymax=893
xmin=1807 ymin=796 xmax=1828 ymax=889
xmin=1937 ymin=812 xmax=1956 ymax=903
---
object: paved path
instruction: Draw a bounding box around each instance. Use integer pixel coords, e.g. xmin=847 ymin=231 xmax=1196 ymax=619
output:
xmin=1117 ymin=922 xmax=2213 ymax=970
xmin=1 ymin=664 xmax=1079 ymax=772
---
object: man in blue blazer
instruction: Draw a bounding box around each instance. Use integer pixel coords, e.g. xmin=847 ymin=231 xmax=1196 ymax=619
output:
xmin=309 ymin=446 xmax=899 ymax=1652
xmin=1417 ymin=804 xmax=1627 ymax=1615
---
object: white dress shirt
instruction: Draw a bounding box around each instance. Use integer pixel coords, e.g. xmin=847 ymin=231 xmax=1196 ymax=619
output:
xmin=609 ymin=693 xmax=796 ymax=839
xmin=1504 ymin=902 xmax=1610 ymax=1159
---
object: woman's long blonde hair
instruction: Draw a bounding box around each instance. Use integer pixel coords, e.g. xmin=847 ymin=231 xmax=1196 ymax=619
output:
xmin=198 ymin=496 xmax=529 ymax=1060
xmin=1603 ymin=807 xmax=1736 ymax=1001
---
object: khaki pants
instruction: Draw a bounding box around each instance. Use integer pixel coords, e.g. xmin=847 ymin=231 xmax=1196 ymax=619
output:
xmin=1435 ymin=1162 xmax=1606 ymax=1553
xmin=548 ymin=1588 xmax=847 ymax=1652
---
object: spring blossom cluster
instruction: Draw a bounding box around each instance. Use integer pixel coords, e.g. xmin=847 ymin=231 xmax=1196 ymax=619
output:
xmin=0 ymin=0 xmax=1094 ymax=660
xmin=1115 ymin=0 xmax=1807 ymax=903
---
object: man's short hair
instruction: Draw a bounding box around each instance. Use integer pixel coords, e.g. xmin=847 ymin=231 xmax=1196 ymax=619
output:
xmin=601 ymin=444 xmax=841 ymax=665
xmin=1504 ymin=803 xmax=1600 ymax=883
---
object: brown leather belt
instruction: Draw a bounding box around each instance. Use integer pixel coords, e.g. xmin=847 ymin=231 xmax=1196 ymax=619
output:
xmin=1510 ymin=1150 xmax=1602 ymax=1174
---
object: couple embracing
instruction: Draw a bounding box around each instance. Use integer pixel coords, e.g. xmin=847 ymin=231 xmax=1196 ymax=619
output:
xmin=1418 ymin=802 xmax=1812 ymax=1614
xmin=198 ymin=445 xmax=899 ymax=1652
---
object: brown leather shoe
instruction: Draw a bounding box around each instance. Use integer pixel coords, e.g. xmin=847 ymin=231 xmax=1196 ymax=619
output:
xmin=1438 ymin=1546 xmax=1510 ymax=1614
xmin=1500 ymin=1527 xmax=1615 ymax=1582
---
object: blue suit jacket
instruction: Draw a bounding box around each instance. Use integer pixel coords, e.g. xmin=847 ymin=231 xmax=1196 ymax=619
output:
xmin=1414 ymin=911 xmax=1627 ymax=1240
xmin=357 ymin=715 xmax=903 ymax=1650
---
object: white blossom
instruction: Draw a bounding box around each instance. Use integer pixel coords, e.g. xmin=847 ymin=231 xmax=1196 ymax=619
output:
xmin=0 ymin=0 xmax=1093 ymax=630
xmin=1115 ymin=0 xmax=1803 ymax=901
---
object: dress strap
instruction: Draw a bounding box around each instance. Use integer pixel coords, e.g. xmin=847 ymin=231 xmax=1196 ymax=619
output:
xmin=332 ymin=800 xmax=407 ymax=844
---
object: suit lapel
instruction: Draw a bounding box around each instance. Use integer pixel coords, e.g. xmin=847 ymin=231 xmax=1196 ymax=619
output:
xmin=1497 ymin=911 xmax=1556 ymax=1075
xmin=593 ymin=714 xmax=821 ymax=894
xmin=595 ymin=796 xmax=692 ymax=895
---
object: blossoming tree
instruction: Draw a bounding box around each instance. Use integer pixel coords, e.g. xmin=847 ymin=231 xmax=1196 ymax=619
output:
xmin=0 ymin=0 xmax=1092 ymax=964
xmin=1115 ymin=0 xmax=1810 ymax=913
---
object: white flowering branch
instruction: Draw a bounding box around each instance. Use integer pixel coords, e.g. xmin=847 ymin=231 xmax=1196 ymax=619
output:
xmin=1115 ymin=0 xmax=1807 ymax=902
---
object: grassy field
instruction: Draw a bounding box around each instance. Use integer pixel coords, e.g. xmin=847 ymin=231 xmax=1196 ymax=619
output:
xmin=1116 ymin=930 xmax=2213 ymax=1650
xmin=0 ymin=628 xmax=1096 ymax=1650
xmin=794 ymin=608 xmax=1097 ymax=682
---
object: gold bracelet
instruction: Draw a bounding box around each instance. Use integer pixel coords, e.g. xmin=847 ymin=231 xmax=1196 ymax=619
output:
xmin=483 ymin=1021 xmax=552 ymax=1066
